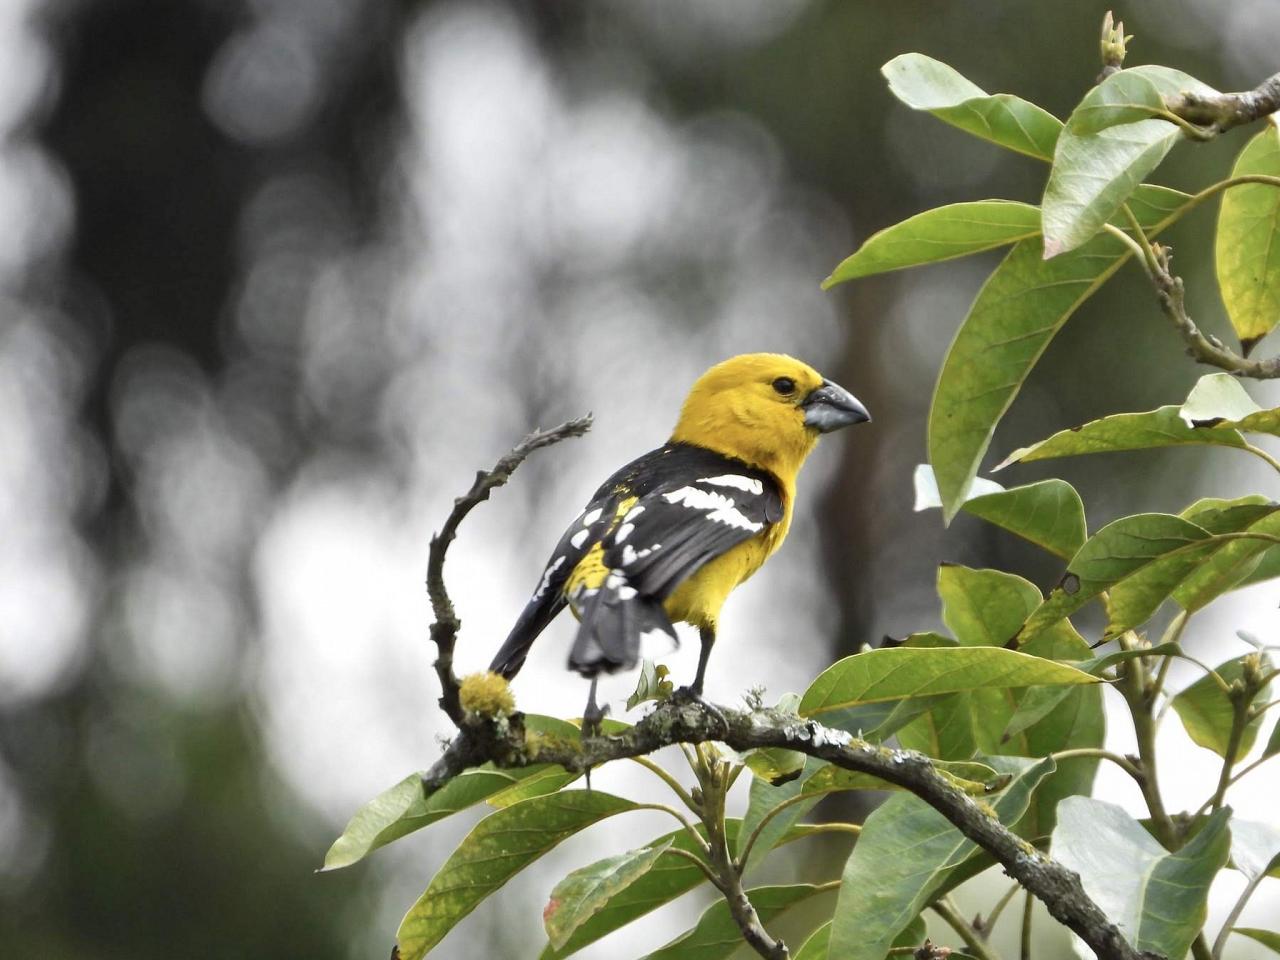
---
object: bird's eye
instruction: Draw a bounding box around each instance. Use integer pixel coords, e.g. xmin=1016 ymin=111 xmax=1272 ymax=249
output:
xmin=772 ymin=377 xmax=796 ymax=396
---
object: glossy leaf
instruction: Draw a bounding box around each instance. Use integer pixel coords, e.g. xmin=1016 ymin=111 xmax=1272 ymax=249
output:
xmin=1017 ymin=513 xmax=1215 ymax=643
xmin=915 ymin=465 xmax=1086 ymax=558
xmin=928 ymin=185 xmax=1189 ymax=519
xmin=997 ymin=405 xmax=1248 ymax=469
xmin=1068 ymin=68 xmax=1170 ymax=135
xmin=540 ymin=820 xmax=745 ymax=959
xmin=823 ymin=201 xmax=1040 ymax=288
xmin=799 ymin=646 xmax=1096 ymax=717
xmin=829 ymin=757 xmax=1056 ymax=960
xmin=640 ymin=884 xmax=825 ymax=960
xmin=544 ymin=840 xmax=672 ymax=949
xmin=324 ymin=758 xmax=567 ymax=871
xmin=1217 ymin=120 xmax=1280 ymax=350
xmin=1171 ymin=655 xmax=1273 ymax=760
xmin=396 ymin=791 xmax=639 ymax=960
xmin=1052 ymin=799 xmax=1230 ymax=960
xmin=939 ymin=565 xmax=1041 ymax=647
xmin=1043 ymin=68 xmax=1214 ymax=256
xmin=882 ymin=53 xmax=1062 ymax=160
xmin=1174 ymin=506 xmax=1280 ymax=612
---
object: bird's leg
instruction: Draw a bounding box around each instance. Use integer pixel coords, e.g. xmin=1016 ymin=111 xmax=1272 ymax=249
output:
xmin=582 ymin=675 xmax=609 ymax=738
xmin=581 ymin=676 xmax=609 ymax=790
xmin=674 ymin=627 xmax=728 ymax=736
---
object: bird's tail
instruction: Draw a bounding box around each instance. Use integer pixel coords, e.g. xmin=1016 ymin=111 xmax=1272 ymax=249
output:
xmin=568 ymin=575 xmax=678 ymax=677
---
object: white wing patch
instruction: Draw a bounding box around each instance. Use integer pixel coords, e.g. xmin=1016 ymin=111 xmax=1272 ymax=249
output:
xmin=620 ymin=543 xmax=659 ymax=566
xmin=569 ymin=529 xmax=590 ymax=549
xmin=532 ymin=555 xmax=566 ymax=600
xmin=582 ymin=507 xmax=603 ymax=526
xmin=662 ymin=486 xmax=764 ymax=532
xmin=698 ymin=474 xmax=764 ymax=495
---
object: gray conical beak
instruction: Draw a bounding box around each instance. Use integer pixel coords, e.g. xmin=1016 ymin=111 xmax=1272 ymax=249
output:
xmin=802 ymin=380 xmax=871 ymax=433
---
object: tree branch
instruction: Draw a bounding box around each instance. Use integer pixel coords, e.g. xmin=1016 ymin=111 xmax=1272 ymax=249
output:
xmin=424 ymin=701 xmax=1162 ymax=960
xmin=426 ymin=415 xmax=593 ymax=724
xmin=1166 ymin=71 xmax=1280 ymax=135
xmin=1146 ymin=243 xmax=1280 ymax=378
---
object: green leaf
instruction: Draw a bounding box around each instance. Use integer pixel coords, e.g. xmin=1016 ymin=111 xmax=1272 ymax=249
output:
xmin=915 ymin=466 xmax=1087 ymax=558
xmin=829 ymin=757 xmax=1056 ymax=960
xmin=1181 ymin=372 xmax=1280 ymax=436
xmin=927 ymin=185 xmax=1190 ymax=520
xmin=737 ymin=757 xmax=824 ymax=873
xmin=627 ymin=660 xmax=674 ymax=710
xmin=1236 ymin=928 xmax=1280 ymax=954
xmin=939 ymin=565 xmax=1041 ymax=647
xmin=1174 ymin=506 xmax=1280 ymax=612
xmin=1044 ymin=69 xmax=1215 ymax=256
xmin=1171 ymin=655 xmax=1273 ymax=760
xmin=640 ymin=884 xmax=825 ymax=960
xmin=1042 ymin=120 xmax=1179 ymax=257
xmin=823 ymin=201 xmax=1041 ymax=288
xmin=1217 ymin=120 xmax=1280 ymax=350
xmin=1052 ymin=799 xmax=1231 ymax=959
xmin=396 ymin=791 xmax=640 ymax=960
xmin=1068 ymin=68 xmax=1171 ymax=135
xmin=799 ymin=647 xmax=1097 ymax=717
xmin=1229 ymin=818 xmax=1280 ymax=881
xmin=793 ymin=920 xmax=831 ymax=960
xmin=1265 ymin=713 xmax=1280 ymax=760
xmin=1001 ymin=643 xmax=1181 ymax=741
xmin=743 ymin=747 xmax=808 ymax=785
xmin=324 ymin=758 xmax=569 ymax=871
xmin=997 ymin=404 xmax=1248 ymax=469
xmin=882 ymin=53 xmax=1062 ymax=160
xmin=544 ymin=839 xmax=672 ymax=950
xmin=1016 ymin=513 xmax=1216 ymax=644
xmin=540 ymin=820 xmax=744 ymax=959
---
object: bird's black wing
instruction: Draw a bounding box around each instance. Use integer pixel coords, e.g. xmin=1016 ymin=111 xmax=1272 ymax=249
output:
xmin=567 ymin=443 xmax=783 ymax=676
xmin=597 ymin=443 xmax=783 ymax=600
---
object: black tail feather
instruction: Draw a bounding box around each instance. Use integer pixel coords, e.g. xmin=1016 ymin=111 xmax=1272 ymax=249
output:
xmin=568 ymin=581 xmax=677 ymax=677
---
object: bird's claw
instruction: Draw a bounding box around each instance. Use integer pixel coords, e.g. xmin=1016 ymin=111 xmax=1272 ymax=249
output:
xmin=672 ymin=686 xmax=729 ymax=736
xmin=582 ymin=701 xmax=611 ymax=740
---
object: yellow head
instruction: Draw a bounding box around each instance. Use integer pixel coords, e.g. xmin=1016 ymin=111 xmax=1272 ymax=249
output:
xmin=669 ymin=353 xmax=870 ymax=481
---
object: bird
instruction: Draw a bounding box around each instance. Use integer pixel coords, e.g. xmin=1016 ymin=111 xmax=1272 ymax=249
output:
xmin=488 ymin=353 xmax=870 ymax=728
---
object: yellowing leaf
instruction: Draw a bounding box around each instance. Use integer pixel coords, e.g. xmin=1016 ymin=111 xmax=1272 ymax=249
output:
xmin=1217 ymin=120 xmax=1280 ymax=351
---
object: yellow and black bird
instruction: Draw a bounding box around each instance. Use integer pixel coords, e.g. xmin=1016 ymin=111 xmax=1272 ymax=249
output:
xmin=489 ymin=353 xmax=870 ymax=722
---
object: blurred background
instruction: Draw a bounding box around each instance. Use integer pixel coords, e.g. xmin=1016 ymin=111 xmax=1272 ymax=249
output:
xmin=1 ymin=0 xmax=1277 ymax=957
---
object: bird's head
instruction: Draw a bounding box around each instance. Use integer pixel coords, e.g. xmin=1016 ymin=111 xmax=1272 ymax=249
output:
xmin=669 ymin=353 xmax=870 ymax=480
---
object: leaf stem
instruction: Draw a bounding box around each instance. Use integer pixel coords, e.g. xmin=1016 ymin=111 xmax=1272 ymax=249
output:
xmin=1049 ymin=748 xmax=1144 ymax=783
xmin=1243 ymin=442 xmax=1280 ymax=477
xmin=984 ymin=882 xmax=1023 ymax=934
xmin=1020 ymin=890 xmax=1034 ymax=960
xmin=933 ymin=896 xmax=1004 ymax=960
xmin=630 ymin=756 xmax=701 ymax=813
xmin=633 ymin=802 xmax=711 ymax=856
xmin=1211 ymin=870 xmax=1269 ymax=960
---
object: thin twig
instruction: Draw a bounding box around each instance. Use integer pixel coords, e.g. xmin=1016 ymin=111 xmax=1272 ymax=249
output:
xmin=425 ymin=414 xmax=592 ymax=724
xmin=1020 ymin=890 xmax=1034 ymax=960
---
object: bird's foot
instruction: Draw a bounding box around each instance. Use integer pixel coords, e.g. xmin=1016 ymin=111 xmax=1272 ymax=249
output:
xmin=581 ymin=700 xmax=611 ymax=741
xmin=672 ymin=686 xmax=729 ymax=737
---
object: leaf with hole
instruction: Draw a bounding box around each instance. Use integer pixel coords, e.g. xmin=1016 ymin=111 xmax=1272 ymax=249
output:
xmin=882 ymin=53 xmax=1062 ymax=160
xmin=1052 ymin=799 xmax=1230 ymax=960
xmin=823 ymin=201 xmax=1041 ymax=288
xmin=1181 ymin=371 xmax=1280 ymax=436
xmin=1016 ymin=513 xmax=1217 ymax=643
xmin=1216 ymin=119 xmax=1280 ymax=351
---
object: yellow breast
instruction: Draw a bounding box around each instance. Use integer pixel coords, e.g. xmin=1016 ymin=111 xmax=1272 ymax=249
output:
xmin=662 ymin=508 xmax=790 ymax=629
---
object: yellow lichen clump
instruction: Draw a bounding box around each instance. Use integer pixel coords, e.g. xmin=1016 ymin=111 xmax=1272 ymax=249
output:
xmin=459 ymin=671 xmax=516 ymax=718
